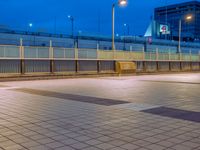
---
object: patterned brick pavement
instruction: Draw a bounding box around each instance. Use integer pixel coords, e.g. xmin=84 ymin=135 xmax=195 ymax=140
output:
xmin=0 ymin=73 xmax=199 ymax=150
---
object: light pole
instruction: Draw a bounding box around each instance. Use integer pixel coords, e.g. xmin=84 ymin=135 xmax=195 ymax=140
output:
xmin=28 ymin=23 xmax=35 ymax=45
xmin=68 ymin=15 xmax=74 ymax=37
xmin=112 ymin=0 xmax=128 ymax=50
xmin=124 ymin=23 xmax=130 ymax=35
xmin=28 ymin=23 xmax=33 ymax=32
xmin=123 ymin=23 xmax=129 ymax=50
xmin=178 ymin=15 xmax=192 ymax=53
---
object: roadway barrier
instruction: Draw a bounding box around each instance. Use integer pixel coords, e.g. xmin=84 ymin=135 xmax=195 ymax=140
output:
xmin=191 ymin=62 xmax=200 ymax=71
xmin=145 ymin=62 xmax=157 ymax=72
xmin=78 ymin=60 xmax=97 ymax=72
xmin=170 ymin=62 xmax=181 ymax=71
xmin=99 ymin=61 xmax=115 ymax=73
xmin=0 ymin=59 xmax=20 ymax=74
xmin=54 ymin=60 xmax=76 ymax=72
xmin=0 ymin=44 xmax=199 ymax=76
xmin=158 ymin=62 xmax=170 ymax=72
xmin=181 ymin=62 xmax=191 ymax=71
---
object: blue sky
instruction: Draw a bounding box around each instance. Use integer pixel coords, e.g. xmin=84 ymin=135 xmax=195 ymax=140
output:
xmin=0 ymin=0 xmax=196 ymax=36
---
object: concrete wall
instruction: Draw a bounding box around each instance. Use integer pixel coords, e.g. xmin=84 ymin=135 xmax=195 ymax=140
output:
xmin=24 ymin=60 xmax=50 ymax=73
xmin=100 ymin=61 xmax=115 ymax=72
xmin=146 ymin=62 xmax=157 ymax=72
xmin=0 ymin=60 xmax=20 ymax=74
xmin=158 ymin=62 xmax=170 ymax=72
xmin=0 ymin=60 xmax=199 ymax=75
xmin=78 ymin=60 xmax=97 ymax=72
xmin=191 ymin=62 xmax=200 ymax=71
xmin=136 ymin=61 xmax=144 ymax=72
xmin=170 ymin=62 xmax=181 ymax=71
xmin=54 ymin=60 xmax=76 ymax=72
xmin=181 ymin=62 xmax=191 ymax=71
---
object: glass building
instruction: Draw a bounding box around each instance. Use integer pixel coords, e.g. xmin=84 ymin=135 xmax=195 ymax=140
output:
xmin=154 ymin=1 xmax=200 ymax=42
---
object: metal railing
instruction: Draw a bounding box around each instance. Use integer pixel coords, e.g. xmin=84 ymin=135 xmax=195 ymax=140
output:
xmin=0 ymin=44 xmax=199 ymax=62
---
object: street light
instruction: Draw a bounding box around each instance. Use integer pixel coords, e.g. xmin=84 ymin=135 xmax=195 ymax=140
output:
xmin=68 ymin=15 xmax=74 ymax=37
xmin=178 ymin=14 xmax=193 ymax=53
xmin=29 ymin=23 xmax=33 ymax=28
xmin=124 ymin=23 xmax=130 ymax=35
xmin=112 ymin=0 xmax=128 ymax=50
xmin=28 ymin=23 xmax=33 ymax=32
xmin=123 ymin=23 xmax=129 ymax=50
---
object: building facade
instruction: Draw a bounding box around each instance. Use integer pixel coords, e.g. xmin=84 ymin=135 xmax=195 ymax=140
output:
xmin=154 ymin=1 xmax=200 ymax=41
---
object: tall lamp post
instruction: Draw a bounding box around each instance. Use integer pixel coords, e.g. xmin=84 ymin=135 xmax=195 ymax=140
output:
xmin=178 ymin=15 xmax=192 ymax=53
xmin=28 ymin=23 xmax=33 ymax=32
xmin=68 ymin=15 xmax=74 ymax=37
xmin=112 ymin=0 xmax=128 ymax=50
xmin=123 ymin=23 xmax=129 ymax=50
xmin=124 ymin=23 xmax=130 ymax=35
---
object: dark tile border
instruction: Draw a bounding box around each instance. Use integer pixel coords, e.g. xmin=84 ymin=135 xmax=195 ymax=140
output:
xmin=142 ymin=107 xmax=200 ymax=123
xmin=12 ymin=88 xmax=129 ymax=106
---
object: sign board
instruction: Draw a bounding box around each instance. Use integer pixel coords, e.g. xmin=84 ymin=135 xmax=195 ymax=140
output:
xmin=160 ymin=24 xmax=170 ymax=35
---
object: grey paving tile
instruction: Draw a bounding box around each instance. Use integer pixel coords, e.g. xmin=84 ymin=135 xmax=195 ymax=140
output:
xmin=70 ymin=142 xmax=89 ymax=149
xmin=96 ymin=143 xmax=116 ymax=150
xmin=85 ymin=139 xmax=102 ymax=145
xmin=0 ymin=74 xmax=199 ymax=150
xmin=29 ymin=145 xmax=51 ymax=150
xmin=54 ymin=146 xmax=75 ymax=150
xmin=172 ymin=144 xmax=194 ymax=150
xmin=145 ymin=144 xmax=166 ymax=150
xmin=120 ymin=143 xmax=140 ymax=150
xmin=45 ymin=142 xmax=65 ymax=149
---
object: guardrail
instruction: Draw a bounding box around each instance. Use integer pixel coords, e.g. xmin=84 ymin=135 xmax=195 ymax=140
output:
xmin=0 ymin=45 xmax=199 ymax=62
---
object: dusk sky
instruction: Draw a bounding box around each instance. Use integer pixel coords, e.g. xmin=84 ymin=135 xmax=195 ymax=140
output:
xmin=0 ymin=0 xmax=196 ymax=36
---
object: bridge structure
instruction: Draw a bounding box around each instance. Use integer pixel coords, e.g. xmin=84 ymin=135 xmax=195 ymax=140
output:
xmin=0 ymin=39 xmax=199 ymax=76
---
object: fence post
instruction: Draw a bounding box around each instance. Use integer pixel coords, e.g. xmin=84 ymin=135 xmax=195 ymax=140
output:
xmin=130 ymin=45 xmax=132 ymax=51
xmin=75 ymin=42 xmax=78 ymax=59
xmin=199 ymin=51 xmax=200 ymax=61
xmin=156 ymin=48 xmax=159 ymax=61
xmin=150 ymin=52 xmax=152 ymax=60
xmin=198 ymin=51 xmax=200 ymax=71
xmin=97 ymin=43 xmax=99 ymax=50
xmin=179 ymin=51 xmax=182 ymax=61
xmin=190 ymin=50 xmax=192 ymax=61
xmin=168 ymin=50 xmax=171 ymax=61
xmin=142 ymin=47 xmax=145 ymax=61
xmin=96 ymin=43 xmax=99 ymax=59
xmin=20 ymin=38 xmax=25 ymax=74
xmin=49 ymin=40 xmax=54 ymax=73
xmin=113 ymin=50 xmax=116 ymax=60
xmin=74 ymin=42 xmax=79 ymax=73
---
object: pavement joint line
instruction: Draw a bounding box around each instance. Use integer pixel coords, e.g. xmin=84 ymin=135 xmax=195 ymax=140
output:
xmin=0 ymin=86 xmax=21 ymax=90
xmin=140 ymin=80 xmax=200 ymax=85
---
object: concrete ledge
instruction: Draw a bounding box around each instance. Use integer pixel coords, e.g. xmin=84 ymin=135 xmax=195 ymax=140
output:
xmin=0 ymin=72 xmax=118 ymax=82
xmin=0 ymin=71 xmax=200 ymax=82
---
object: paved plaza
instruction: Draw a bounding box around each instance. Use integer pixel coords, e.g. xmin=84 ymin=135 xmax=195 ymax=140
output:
xmin=0 ymin=73 xmax=200 ymax=150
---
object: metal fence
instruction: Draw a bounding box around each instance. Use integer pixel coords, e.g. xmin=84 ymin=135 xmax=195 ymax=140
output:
xmin=0 ymin=44 xmax=199 ymax=62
